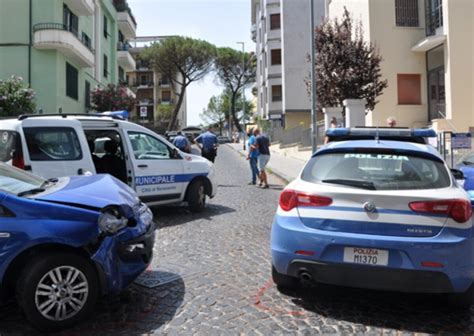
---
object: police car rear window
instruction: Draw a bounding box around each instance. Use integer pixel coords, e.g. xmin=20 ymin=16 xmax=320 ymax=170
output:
xmin=23 ymin=127 xmax=82 ymax=161
xmin=301 ymin=152 xmax=451 ymax=190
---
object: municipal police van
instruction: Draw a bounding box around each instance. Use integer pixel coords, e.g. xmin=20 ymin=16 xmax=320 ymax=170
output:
xmin=0 ymin=114 xmax=217 ymax=212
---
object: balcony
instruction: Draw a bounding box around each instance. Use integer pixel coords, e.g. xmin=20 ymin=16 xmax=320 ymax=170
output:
xmin=132 ymin=80 xmax=154 ymax=88
xmin=158 ymin=99 xmax=175 ymax=105
xmin=63 ymin=0 xmax=94 ymax=16
xmin=426 ymin=2 xmax=444 ymax=36
xmin=251 ymin=24 xmax=257 ymax=43
xmin=138 ymin=99 xmax=154 ymax=106
xmin=114 ymin=0 xmax=137 ymax=39
xmin=117 ymin=42 xmax=136 ymax=71
xmin=33 ymin=23 xmax=94 ymax=68
xmin=158 ymin=80 xmax=171 ymax=88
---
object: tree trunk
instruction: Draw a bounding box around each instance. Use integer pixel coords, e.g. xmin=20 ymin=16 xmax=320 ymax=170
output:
xmin=167 ymin=84 xmax=187 ymax=131
xmin=230 ymin=91 xmax=242 ymax=133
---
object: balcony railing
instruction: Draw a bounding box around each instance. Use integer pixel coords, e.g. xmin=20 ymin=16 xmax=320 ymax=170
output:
xmin=33 ymin=23 xmax=94 ymax=53
xmin=158 ymin=99 xmax=175 ymax=105
xmin=117 ymin=41 xmax=132 ymax=51
xmin=133 ymin=80 xmax=154 ymax=87
xmin=158 ymin=80 xmax=171 ymax=87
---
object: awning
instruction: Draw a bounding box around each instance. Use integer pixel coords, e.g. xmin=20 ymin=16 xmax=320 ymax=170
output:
xmin=412 ymin=35 xmax=446 ymax=52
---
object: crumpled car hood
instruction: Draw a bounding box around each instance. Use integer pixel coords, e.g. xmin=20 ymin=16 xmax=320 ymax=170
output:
xmin=36 ymin=174 xmax=139 ymax=210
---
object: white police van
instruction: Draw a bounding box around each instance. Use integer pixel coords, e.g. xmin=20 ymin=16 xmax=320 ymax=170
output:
xmin=0 ymin=114 xmax=217 ymax=212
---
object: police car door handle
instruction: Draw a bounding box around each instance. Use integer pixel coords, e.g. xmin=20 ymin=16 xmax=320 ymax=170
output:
xmin=138 ymin=164 xmax=148 ymax=168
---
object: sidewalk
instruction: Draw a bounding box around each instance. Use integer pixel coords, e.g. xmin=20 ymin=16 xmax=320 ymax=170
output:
xmin=226 ymin=143 xmax=307 ymax=183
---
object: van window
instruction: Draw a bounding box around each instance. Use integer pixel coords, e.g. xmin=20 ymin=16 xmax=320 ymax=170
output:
xmin=0 ymin=131 xmax=20 ymax=162
xmin=128 ymin=132 xmax=171 ymax=160
xmin=23 ymin=127 xmax=82 ymax=161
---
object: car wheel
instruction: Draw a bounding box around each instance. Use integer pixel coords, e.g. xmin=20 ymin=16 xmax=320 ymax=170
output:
xmin=16 ymin=252 xmax=99 ymax=332
xmin=272 ymin=265 xmax=299 ymax=289
xmin=448 ymin=284 xmax=474 ymax=309
xmin=187 ymin=180 xmax=206 ymax=213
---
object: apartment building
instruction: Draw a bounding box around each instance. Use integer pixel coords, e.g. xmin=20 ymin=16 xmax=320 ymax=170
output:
xmin=0 ymin=0 xmax=136 ymax=114
xmin=251 ymin=0 xmax=325 ymax=129
xmin=328 ymin=0 xmax=474 ymax=132
xmin=127 ymin=36 xmax=187 ymax=131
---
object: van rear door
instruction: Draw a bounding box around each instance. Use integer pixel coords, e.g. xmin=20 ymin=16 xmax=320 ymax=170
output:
xmin=21 ymin=118 xmax=95 ymax=178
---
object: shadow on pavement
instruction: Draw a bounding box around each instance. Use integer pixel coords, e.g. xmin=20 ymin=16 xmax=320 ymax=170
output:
xmin=281 ymin=283 xmax=473 ymax=334
xmin=151 ymin=203 xmax=236 ymax=229
xmin=0 ymin=276 xmax=185 ymax=336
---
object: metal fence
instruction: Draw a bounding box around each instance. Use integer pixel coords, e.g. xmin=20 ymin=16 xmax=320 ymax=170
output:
xmin=437 ymin=131 xmax=474 ymax=168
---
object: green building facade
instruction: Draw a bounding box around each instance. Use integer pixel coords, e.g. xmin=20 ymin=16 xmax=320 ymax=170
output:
xmin=0 ymin=0 xmax=136 ymax=113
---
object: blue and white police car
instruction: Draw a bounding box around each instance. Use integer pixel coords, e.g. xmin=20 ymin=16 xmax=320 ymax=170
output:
xmin=0 ymin=114 xmax=217 ymax=212
xmin=271 ymin=128 xmax=474 ymax=306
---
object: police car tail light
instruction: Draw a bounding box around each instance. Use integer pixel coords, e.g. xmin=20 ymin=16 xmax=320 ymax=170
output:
xmin=409 ymin=199 xmax=472 ymax=223
xmin=279 ymin=190 xmax=332 ymax=211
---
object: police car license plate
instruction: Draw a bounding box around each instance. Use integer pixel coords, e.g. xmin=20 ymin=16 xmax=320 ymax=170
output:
xmin=343 ymin=247 xmax=388 ymax=266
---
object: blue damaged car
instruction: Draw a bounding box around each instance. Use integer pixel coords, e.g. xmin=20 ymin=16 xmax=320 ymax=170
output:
xmin=0 ymin=163 xmax=155 ymax=331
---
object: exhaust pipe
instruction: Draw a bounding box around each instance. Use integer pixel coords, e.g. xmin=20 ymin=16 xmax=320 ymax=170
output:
xmin=299 ymin=271 xmax=313 ymax=282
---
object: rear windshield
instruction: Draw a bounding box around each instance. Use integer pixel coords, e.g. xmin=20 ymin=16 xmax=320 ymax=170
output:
xmin=0 ymin=131 xmax=20 ymax=162
xmin=301 ymin=152 xmax=451 ymax=190
xmin=23 ymin=127 xmax=82 ymax=161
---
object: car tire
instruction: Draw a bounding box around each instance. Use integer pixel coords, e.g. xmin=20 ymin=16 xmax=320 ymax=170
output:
xmin=272 ymin=265 xmax=299 ymax=289
xmin=16 ymin=252 xmax=99 ymax=332
xmin=187 ymin=180 xmax=206 ymax=213
xmin=448 ymin=284 xmax=474 ymax=309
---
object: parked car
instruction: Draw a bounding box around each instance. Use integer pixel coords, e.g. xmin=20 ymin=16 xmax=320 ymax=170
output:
xmin=271 ymin=128 xmax=474 ymax=307
xmin=0 ymin=114 xmax=217 ymax=212
xmin=456 ymin=151 xmax=474 ymax=191
xmin=217 ymin=136 xmax=231 ymax=144
xmin=0 ymin=163 xmax=154 ymax=331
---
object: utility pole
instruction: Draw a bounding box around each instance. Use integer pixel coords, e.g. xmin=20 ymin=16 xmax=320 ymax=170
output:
xmin=310 ymin=0 xmax=318 ymax=152
xmin=237 ymin=41 xmax=246 ymax=150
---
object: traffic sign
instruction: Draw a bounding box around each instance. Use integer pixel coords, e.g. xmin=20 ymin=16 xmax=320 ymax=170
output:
xmin=452 ymin=133 xmax=472 ymax=149
xmin=140 ymin=106 xmax=147 ymax=118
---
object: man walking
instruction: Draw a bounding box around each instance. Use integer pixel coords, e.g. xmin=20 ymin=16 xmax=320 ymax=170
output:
xmin=172 ymin=131 xmax=191 ymax=153
xmin=194 ymin=127 xmax=218 ymax=163
xmin=246 ymin=127 xmax=259 ymax=185
xmin=254 ymin=128 xmax=271 ymax=189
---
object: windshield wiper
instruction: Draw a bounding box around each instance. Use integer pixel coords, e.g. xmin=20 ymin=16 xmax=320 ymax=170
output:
xmin=462 ymin=161 xmax=474 ymax=166
xmin=322 ymin=179 xmax=376 ymax=190
xmin=17 ymin=188 xmax=46 ymax=197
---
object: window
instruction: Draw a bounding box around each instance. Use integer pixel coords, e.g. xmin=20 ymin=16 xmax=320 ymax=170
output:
xmin=103 ymin=54 xmax=108 ymax=78
xmin=63 ymin=5 xmax=78 ymax=36
xmin=118 ymin=66 xmax=124 ymax=83
xmin=0 ymin=131 xmax=20 ymax=163
xmin=23 ymin=127 xmax=82 ymax=161
xmin=395 ymin=0 xmax=419 ymax=27
xmin=301 ymin=151 xmax=451 ymax=190
xmin=271 ymin=85 xmax=282 ymax=102
xmin=270 ymin=13 xmax=280 ymax=30
xmin=397 ymin=74 xmax=421 ymax=105
xmin=128 ymin=132 xmax=171 ymax=160
xmin=81 ymin=32 xmax=91 ymax=50
xmin=162 ymin=90 xmax=171 ymax=102
xmin=103 ymin=15 xmax=108 ymax=38
xmin=271 ymin=49 xmax=281 ymax=65
xmin=66 ymin=62 xmax=78 ymax=100
xmin=85 ymin=81 xmax=91 ymax=109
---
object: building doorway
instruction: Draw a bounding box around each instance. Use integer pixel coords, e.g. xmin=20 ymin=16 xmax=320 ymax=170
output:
xmin=427 ymin=45 xmax=445 ymax=121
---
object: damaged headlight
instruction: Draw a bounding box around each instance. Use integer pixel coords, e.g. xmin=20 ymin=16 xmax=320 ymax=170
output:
xmin=98 ymin=208 xmax=128 ymax=235
xmin=139 ymin=203 xmax=153 ymax=227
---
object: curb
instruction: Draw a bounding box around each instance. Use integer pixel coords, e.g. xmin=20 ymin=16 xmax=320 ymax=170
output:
xmin=225 ymin=144 xmax=291 ymax=184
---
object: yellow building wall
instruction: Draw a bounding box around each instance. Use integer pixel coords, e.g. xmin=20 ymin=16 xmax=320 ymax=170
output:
xmin=285 ymin=112 xmax=311 ymax=129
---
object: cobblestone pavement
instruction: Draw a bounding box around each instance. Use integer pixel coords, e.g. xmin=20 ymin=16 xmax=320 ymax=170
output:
xmin=1 ymin=146 xmax=474 ymax=335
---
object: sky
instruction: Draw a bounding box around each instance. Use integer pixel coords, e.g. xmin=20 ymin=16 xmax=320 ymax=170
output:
xmin=127 ymin=0 xmax=255 ymax=126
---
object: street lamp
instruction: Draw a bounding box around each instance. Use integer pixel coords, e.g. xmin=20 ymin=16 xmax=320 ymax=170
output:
xmin=237 ymin=41 xmax=246 ymax=150
xmin=309 ymin=0 xmax=318 ymax=152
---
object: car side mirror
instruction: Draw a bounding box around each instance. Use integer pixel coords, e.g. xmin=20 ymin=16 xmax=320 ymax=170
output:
xmin=451 ymin=168 xmax=464 ymax=180
xmin=171 ymin=148 xmax=181 ymax=159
